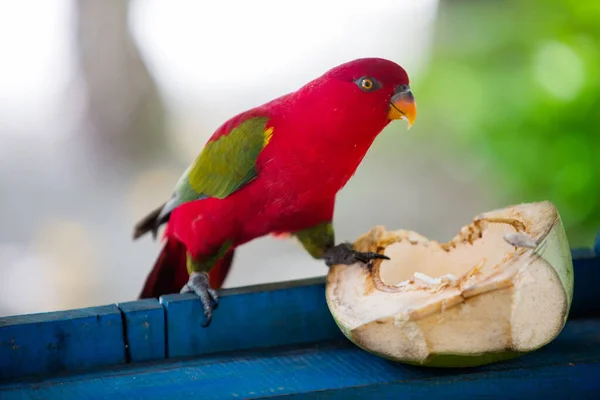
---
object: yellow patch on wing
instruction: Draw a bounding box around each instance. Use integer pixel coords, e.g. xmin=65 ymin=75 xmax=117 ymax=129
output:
xmin=264 ymin=127 xmax=274 ymax=147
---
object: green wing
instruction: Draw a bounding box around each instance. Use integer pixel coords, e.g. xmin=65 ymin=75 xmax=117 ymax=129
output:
xmin=160 ymin=116 xmax=272 ymax=217
xmin=188 ymin=116 xmax=271 ymax=199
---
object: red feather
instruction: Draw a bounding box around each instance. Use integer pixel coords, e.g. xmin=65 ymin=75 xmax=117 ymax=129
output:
xmin=139 ymin=239 xmax=234 ymax=298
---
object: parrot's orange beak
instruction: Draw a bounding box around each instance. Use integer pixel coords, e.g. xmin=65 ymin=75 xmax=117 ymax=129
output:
xmin=388 ymin=85 xmax=417 ymax=129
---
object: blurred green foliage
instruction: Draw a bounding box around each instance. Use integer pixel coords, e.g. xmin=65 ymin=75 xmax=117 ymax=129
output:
xmin=415 ymin=0 xmax=600 ymax=247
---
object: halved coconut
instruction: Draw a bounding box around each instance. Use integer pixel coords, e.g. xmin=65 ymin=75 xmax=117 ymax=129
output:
xmin=325 ymin=201 xmax=574 ymax=368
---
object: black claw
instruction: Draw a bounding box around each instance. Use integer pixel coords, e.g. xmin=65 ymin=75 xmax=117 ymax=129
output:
xmin=207 ymin=288 xmax=219 ymax=310
xmin=181 ymin=272 xmax=219 ymax=327
xmin=355 ymin=252 xmax=390 ymax=264
xmin=323 ymin=243 xmax=390 ymax=267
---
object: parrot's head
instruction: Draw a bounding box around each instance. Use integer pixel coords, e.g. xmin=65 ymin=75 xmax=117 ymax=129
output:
xmin=317 ymin=57 xmax=417 ymax=131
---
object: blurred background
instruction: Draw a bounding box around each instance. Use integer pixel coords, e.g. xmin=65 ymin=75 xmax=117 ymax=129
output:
xmin=1 ymin=0 xmax=598 ymax=316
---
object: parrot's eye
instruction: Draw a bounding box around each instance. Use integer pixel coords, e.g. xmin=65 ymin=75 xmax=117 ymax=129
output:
xmin=356 ymin=76 xmax=380 ymax=92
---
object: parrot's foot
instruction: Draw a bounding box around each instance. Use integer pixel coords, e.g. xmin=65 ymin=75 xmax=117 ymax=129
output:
xmin=323 ymin=242 xmax=389 ymax=268
xmin=180 ymin=272 xmax=219 ymax=327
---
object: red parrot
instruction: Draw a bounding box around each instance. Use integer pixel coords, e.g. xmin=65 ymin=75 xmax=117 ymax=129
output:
xmin=133 ymin=57 xmax=417 ymax=326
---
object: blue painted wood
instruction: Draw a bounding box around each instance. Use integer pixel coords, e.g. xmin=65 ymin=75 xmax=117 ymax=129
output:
xmin=117 ymin=299 xmax=165 ymax=363
xmin=0 ymin=244 xmax=598 ymax=383
xmin=161 ymin=277 xmax=344 ymax=358
xmin=282 ymin=363 xmax=600 ymax=399
xmin=0 ymin=305 xmax=125 ymax=381
xmin=1 ymin=318 xmax=599 ymax=399
xmin=571 ymin=255 xmax=600 ymax=318
xmin=571 ymin=247 xmax=595 ymax=259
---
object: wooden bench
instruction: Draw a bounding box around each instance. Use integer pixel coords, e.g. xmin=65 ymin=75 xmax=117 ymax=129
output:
xmin=1 ymin=234 xmax=600 ymax=399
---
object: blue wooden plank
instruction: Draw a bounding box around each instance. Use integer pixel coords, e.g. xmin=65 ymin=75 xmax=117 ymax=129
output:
xmin=0 ymin=305 xmax=125 ymax=381
xmin=571 ymin=256 xmax=600 ymax=318
xmin=1 ymin=318 xmax=599 ymax=399
xmin=281 ymin=363 xmax=600 ymax=399
xmin=0 ymin=244 xmax=597 ymax=383
xmin=117 ymin=299 xmax=165 ymax=363
xmin=161 ymin=277 xmax=345 ymax=358
xmin=571 ymin=247 xmax=595 ymax=259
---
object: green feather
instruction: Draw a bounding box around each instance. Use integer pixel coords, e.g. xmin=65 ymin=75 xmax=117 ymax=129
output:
xmin=294 ymin=221 xmax=335 ymax=259
xmin=189 ymin=116 xmax=268 ymax=198
xmin=159 ymin=116 xmax=270 ymax=219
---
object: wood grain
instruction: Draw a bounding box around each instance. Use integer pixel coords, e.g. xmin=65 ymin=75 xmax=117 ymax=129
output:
xmin=161 ymin=278 xmax=344 ymax=358
xmin=117 ymin=299 xmax=165 ymax=362
xmin=0 ymin=305 xmax=125 ymax=380
xmin=1 ymin=318 xmax=599 ymax=399
xmin=0 ymin=247 xmax=598 ymax=389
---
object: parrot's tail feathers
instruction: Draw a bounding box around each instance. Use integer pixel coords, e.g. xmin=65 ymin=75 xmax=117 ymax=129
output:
xmin=133 ymin=203 xmax=168 ymax=240
xmin=138 ymin=238 xmax=187 ymax=299
xmin=138 ymin=239 xmax=235 ymax=299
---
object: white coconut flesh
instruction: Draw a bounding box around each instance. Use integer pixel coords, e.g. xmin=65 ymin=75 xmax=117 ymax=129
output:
xmin=325 ymin=201 xmax=574 ymax=366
